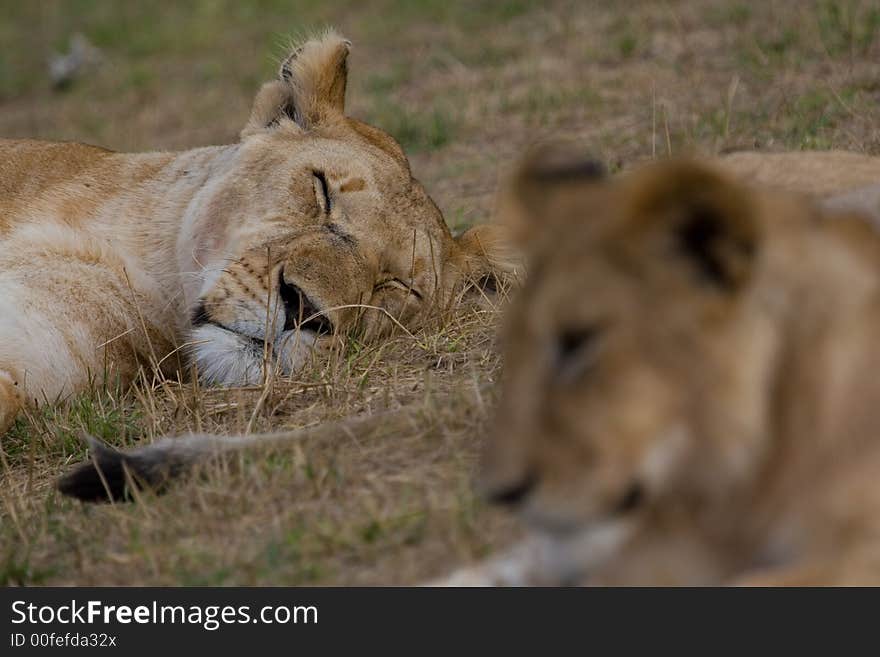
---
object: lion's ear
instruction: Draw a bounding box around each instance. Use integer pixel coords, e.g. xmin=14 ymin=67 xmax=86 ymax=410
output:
xmin=622 ymin=161 xmax=760 ymax=292
xmin=499 ymin=143 xmax=606 ymax=245
xmin=452 ymin=224 xmax=523 ymax=295
xmin=241 ymin=30 xmax=350 ymax=138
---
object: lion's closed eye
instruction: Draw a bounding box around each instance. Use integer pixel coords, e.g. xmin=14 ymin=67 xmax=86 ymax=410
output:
xmin=374 ymin=277 xmax=423 ymax=300
xmin=312 ymin=170 xmax=332 ymax=215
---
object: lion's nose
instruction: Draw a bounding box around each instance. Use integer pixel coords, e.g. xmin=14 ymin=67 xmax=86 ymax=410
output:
xmin=279 ymin=276 xmax=333 ymax=335
xmin=486 ymin=471 xmax=538 ymax=507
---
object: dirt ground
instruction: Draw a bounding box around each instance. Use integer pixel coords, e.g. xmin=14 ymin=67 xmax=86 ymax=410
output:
xmin=1 ymin=0 xmax=878 ymax=585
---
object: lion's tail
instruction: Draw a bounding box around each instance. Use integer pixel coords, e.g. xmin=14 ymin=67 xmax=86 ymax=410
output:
xmin=56 ymin=412 xmax=396 ymax=503
xmin=56 ymin=433 xmax=242 ymax=502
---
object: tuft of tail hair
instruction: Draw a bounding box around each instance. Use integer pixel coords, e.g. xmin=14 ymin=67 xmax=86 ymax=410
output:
xmin=56 ymin=433 xmax=230 ymax=502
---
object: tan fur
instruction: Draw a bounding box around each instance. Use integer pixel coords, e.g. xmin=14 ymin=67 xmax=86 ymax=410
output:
xmin=0 ymin=32 xmax=509 ymax=436
xmin=718 ymin=149 xmax=880 ymax=196
xmin=457 ymin=154 xmax=880 ymax=586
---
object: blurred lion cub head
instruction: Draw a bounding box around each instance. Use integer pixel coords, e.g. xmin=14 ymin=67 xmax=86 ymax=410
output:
xmin=479 ymin=149 xmax=880 ymax=584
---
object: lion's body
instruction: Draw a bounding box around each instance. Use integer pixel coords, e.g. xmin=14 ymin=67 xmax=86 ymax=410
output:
xmin=0 ymin=33 xmax=504 ymax=437
xmin=442 ymin=151 xmax=880 ymax=586
xmin=718 ymin=149 xmax=880 ymax=197
xmin=0 ymin=139 xmax=189 ymax=427
xmin=718 ymin=149 xmax=880 ymax=226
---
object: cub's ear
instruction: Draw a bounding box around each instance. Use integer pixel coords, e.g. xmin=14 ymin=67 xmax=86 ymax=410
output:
xmin=498 ymin=143 xmax=606 ymax=245
xmin=452 ymin=224 xmax=523 ymax=296
xmin=241 ymin=30 xmax=351 ymax=138
xmin=621 ymin=161 xmax=760 ymax=292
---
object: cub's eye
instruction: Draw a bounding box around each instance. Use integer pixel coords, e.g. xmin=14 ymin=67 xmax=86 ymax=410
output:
xmin=374 ymin=278 xmax=423 ymax=300
xmin=555 ymin=324 xmax=603 ymax=380
xmin=615 ymin=481 xmax=645 ymax=515
xmin=312 ymin=170 xmax=332 ymax=215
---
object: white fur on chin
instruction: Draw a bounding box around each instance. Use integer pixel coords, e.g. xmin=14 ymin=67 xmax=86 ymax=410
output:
xmin=428 ymin=518 xmax=636 ymax=586
xmin=190 ymin=324 xmax=320 ymax=386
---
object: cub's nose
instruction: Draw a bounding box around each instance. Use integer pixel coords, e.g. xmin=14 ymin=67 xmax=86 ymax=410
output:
xmin=485 ymin=472 xmax=538 ymax=507
xmin=278 ymin=277 xmax=333 ymax=335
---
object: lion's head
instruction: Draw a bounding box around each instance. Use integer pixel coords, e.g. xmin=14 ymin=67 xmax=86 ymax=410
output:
xmin=182 ymin=32 xmax=508 ymax=385
xmin=479 ymin=152 xmax=807 ymax=543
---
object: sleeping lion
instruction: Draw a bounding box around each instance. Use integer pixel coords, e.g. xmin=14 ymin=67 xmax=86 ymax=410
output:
xmin=0 ymin=32 xmax=507 ymax=437
xmin=438 ymin=149 xmax=880 ymax=586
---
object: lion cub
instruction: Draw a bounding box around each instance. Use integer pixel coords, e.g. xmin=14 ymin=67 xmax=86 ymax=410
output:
xmin=441 ymin=151 xmax=880 ymax=586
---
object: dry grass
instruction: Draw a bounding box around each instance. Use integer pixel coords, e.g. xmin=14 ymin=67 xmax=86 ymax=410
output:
xmin=2 ymin=297 xmax=517 ymax=585
xmin=1 ymin=0 xmax=879 ymax=584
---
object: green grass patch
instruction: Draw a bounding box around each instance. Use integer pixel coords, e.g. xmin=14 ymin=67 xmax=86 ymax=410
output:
xmin=816 ymin=0 xmax=880 ymax=56
xmin=369 ymin=101 xmax=457 ymax=152
xmin=2 ymin=385 xmax=144 ymax=468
